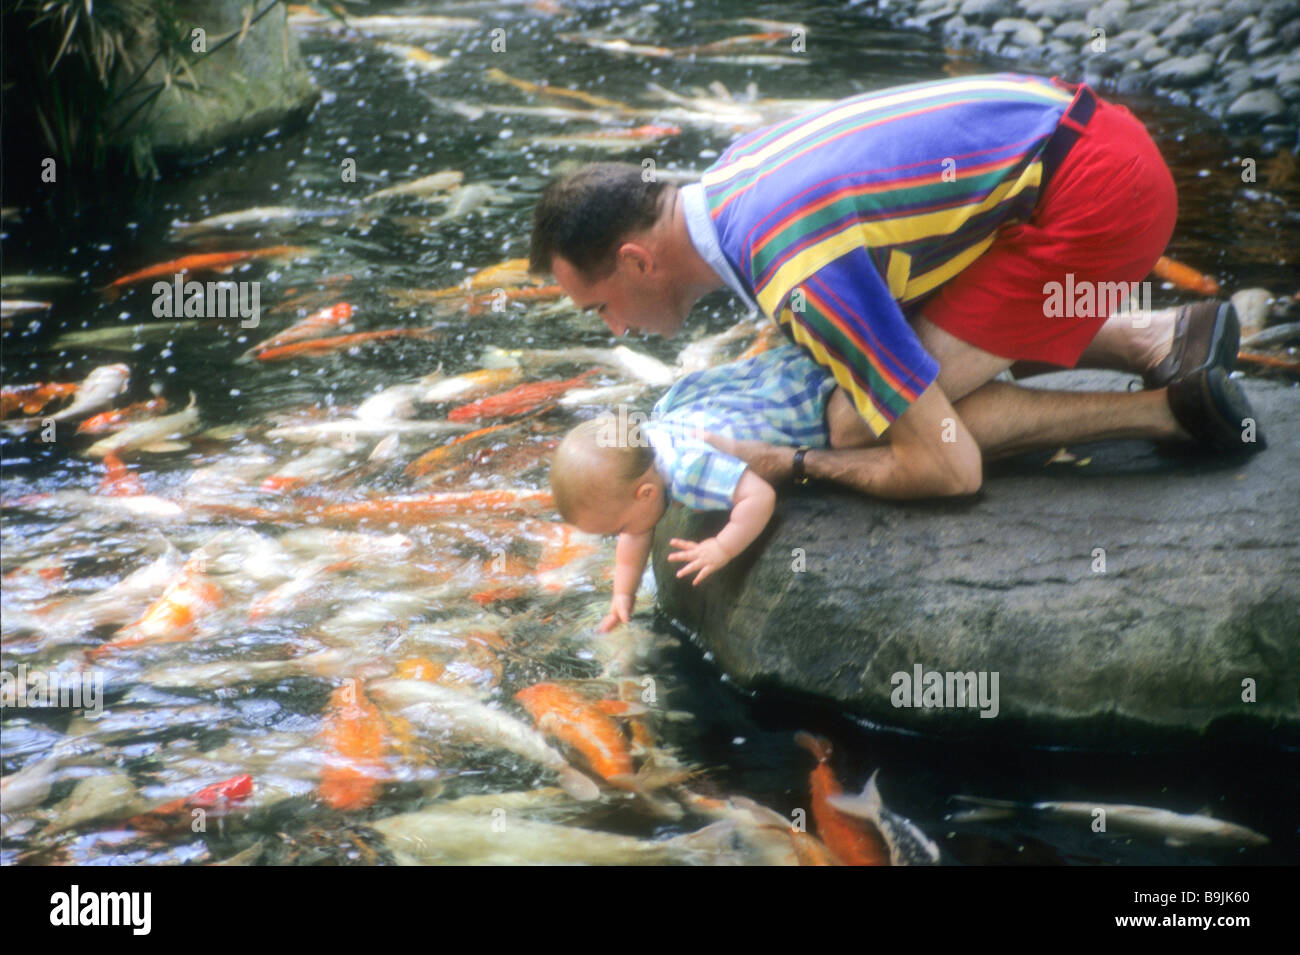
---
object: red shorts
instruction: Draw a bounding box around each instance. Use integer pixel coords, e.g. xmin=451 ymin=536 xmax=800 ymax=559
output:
xmin=918 ymin=81 xmax=1178 ymax=366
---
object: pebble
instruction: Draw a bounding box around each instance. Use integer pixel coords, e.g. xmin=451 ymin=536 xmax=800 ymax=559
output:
xmin=1051 ymin=19 xmax=1092 ymax=41
xmin=1227 ymin=89 xmax=1288 ymax=120
xmin=1231 ymin=288 xmax=1275 ymax=338
xmin=958 ymin=0 xmax=1016 ymax=22
xmin=1150 ymin=52 xmax=1216 ymax=86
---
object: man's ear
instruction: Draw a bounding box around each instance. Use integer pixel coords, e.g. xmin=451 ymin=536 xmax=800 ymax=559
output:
xmin=619 ymin=241 xmax=653 ymax=274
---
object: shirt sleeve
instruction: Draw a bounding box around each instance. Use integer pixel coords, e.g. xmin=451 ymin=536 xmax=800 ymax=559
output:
xmin=668 ymin=442 xmax=748 ymax=512
xmin=776 ymin=247 xmax=939 ymax=437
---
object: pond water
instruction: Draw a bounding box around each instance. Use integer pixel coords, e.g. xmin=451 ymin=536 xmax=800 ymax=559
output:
xmin=2 ymin=0 xmax=1297 ymax=866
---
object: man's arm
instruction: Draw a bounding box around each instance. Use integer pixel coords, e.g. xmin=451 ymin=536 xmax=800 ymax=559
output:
xmin=668 ymin=469 xmax=776 ymax=584
xmin=598 ymin=529 xmax=655 ymax=633
xmin=696 ymin=381 xmax=982 ymax=499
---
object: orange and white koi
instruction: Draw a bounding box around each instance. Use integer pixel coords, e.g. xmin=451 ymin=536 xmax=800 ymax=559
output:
xmin=243 ymin=302 xmax=354 ymax=358
xmin=446 ymin=371 xmax=595 ymax=422
xmin=419 ymin=367 xmax=523 ymax=404
xmin=515 ymin=682 xmax=634 ymax=783
xmin=99 ymin=454 xmax=145 ymax=496
xmin=254 ymin=327 xmax=438 ymax=361
xmin=794 ymin=732 xmax=890 ymax=866
xmin=76 ymin=397 xmax=169 ymax=434
xmin=89 ymin=560 xmax=223 ymax=658
xmin=1151 ymin=255 xmax=1220 ymax=296
xmin=300 ymin=489 xmax=554 ymax=524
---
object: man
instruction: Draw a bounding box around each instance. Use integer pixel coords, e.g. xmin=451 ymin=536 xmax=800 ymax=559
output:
xmin=529 ymin=73 xmax=1263 ymax=501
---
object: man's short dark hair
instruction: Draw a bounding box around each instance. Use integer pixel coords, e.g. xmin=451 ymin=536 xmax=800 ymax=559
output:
xmin=530 ymin=163 xmax=671 ymax=279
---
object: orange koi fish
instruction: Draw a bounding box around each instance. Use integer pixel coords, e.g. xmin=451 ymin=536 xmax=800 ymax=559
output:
xmin=244 ymin=302 xmax=354 ymax=357
xmin=1 ymin=382 xmax=78 ymax=418
xmin=404 ymin=412 xmax=546 ymax=477
xmin=99 ymin=453 xmax=145 ymax=496
xmin=318 ymin=682 xmax=391 ymax=811
xmin=301 ymin=488 xmax=554 ymax=524
xmin=89 ymin=561 xmax=223 ymax=658
xmin=102 ymin=246 xmax=310 ymax=292
xmin=1151 ymin=255 xmax=1220 ymax=296
xmin=254 ymin=327 xmax=437 ymax=362
xmin=76 ymin=397 xmax=169 ymax=434
xmin=269 ymin=274 xmax=353 ymax=315
xmin=447 ymin=371 xmax=595 ymax=422
xmin=464 ymin=285 xmax=566 ymax=315
xmin=794 ymin=732 xmax=890 ymax=866
xmin=128 ymin=774 xmax=253 ymax=833
xmin=1236 ymin=350 xmax=1300 ymax=375
xmin=516 ymin=683 xmax=634 ymax=783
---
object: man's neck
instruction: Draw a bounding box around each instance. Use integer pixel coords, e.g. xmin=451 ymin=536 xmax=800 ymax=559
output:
xmin=664 ymin=187 xmax=726 ymax=299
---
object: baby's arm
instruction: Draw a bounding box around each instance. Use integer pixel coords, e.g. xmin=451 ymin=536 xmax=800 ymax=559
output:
xmin=668 ymin=469 xmax=776 ymax=586
xmin=598 ymin=529 xmax=655 ymax=633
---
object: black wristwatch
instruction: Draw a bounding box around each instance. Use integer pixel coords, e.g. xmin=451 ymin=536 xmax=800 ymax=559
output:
xmin=792 ymin=447 xmax=812 ymax=485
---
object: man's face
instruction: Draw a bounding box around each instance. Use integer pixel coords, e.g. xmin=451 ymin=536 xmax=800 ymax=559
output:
xmin=552 ymin=247 xmax=689 ymax=339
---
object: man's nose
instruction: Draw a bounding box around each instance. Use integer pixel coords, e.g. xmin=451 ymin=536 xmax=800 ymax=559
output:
xmin=604 ymin=315 xmax=628 ymax=337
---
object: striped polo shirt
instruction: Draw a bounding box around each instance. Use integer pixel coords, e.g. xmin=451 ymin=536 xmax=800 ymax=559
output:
xmin=682 ymin=72 xmax=1078 ymax=436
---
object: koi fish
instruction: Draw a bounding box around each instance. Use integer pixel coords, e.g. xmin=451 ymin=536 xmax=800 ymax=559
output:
xmin=318 ymin=682 xmax=390 ymax=811
xmin=794 ymin=733 xmax=890 ymax=866
xmin=254 ymin=327 xmax=438 ymax=361
xmin=367 ymin=678 xmax=601 ymax=801
xmin=242 ymin=302 xmax=354 ymax=358
xmin=685 ymin=31 xmax=788 ymax=54
xmin=827 ymin=771 xmax=942 ymax=865
xmin=1 ymin=382 xmax=78 ymax=418
xmin=300 ymin=489 xmax=554 ymax=524
xmin=127 ymin=775 xmax=253 ymax=833
xmin=83 ymin=393 xmax=199 ymax=458
xmin=947 ymin=795 xmax=1270 ymax=848
xmin=484 ymin=67 xmax=632 ymax=111
xmin=515 ymin=683 xmax=634 ymax=783
xmin=76 ymin=397 xmax=169 ymax=434
xmin=464 ymin=285 xmax=566 ymax=314
xmin=89 ymin=560 xmax=223 ymax=658
xmin=13 ymin=364 xmax=129 ymax=429
xmin=446 ymin=371 xmax=595 ymax=422
xmin=269 ymin=274 xmax=353 ymax=314
xmin=1151 ymin=255 xmax=1220 ymax=296
xmin=99 ymin=454 xmax=145 ymax=496
xmin=557 ymin=34 xmax=679 ymax=58
xmin=377 ymin=42 xmax=449 ymax=73
xmin=420 ymin=367 xmax=524 ymax=404
xmin=101 ymin=246 xmax=310 ymax=292
xmin=1236 ymin=350 xmax=1300 ymax=376
xmin=0 ymin=299 xmax=51 ymax=318
xmin=169 ymin=206 xmax=347 ymax=238
xmin=362 ymin=170 xmax=464 ymax=203
xmin=370 ymin=807 xmax=735 ymax=865
xmin=405 ymin=418 xmax=530 ymax=476
xmin=531 ymin=125 xmax=682 ymax=151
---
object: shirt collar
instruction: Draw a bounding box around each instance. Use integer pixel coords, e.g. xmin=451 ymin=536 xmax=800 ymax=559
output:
xmin=680 ymin=183 xmax=760 ymax=315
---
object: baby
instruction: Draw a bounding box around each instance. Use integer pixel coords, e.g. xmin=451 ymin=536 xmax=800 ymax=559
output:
xmin=550 ymin=343 xmax=874 ymax=633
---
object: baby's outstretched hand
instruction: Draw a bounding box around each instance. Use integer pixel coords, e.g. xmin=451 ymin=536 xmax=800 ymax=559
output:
xmin=598 ymin=593 xmax=633 ymax=633
xmin=667 ymin=537 xmax=731 ymax=586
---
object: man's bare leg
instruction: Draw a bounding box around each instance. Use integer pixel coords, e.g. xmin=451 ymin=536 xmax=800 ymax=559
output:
xmin=909 ymin=315 xmax=1188 ymax=459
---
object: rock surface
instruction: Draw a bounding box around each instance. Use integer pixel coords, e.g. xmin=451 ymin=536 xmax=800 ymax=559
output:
xmin=652 ymin=371 xmax=1300 ymax=748
xmin=107 ymin=0 xmax=318 ymax=158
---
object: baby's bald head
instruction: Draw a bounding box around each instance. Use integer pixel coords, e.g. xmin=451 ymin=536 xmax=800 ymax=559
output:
xmin=551 ymin=415 xmax=657 ymax=529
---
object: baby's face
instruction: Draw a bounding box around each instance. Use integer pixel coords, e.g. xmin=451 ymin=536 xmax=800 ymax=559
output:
xmin=575 ymin=478 xmax=665 ymax=537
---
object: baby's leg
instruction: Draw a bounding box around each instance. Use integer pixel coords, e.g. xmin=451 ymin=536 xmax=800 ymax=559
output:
xmin=826 ymin=388 xmax=882 ymax=448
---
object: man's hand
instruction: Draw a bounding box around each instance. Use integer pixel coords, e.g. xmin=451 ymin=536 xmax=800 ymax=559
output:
xmin=689 ymin=429 xmax=796 ymax=485
xmin=667 ymin=536 xmax=731 ymax=585
xmin=598 ymin=592 xmax=634 ymax=633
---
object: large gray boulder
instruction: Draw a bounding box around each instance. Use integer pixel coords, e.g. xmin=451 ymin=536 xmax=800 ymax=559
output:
xmin=107 ymin=0 xmax=318 ymax=159
xmin=652 ymin=372 xmax=1299 ymax=748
